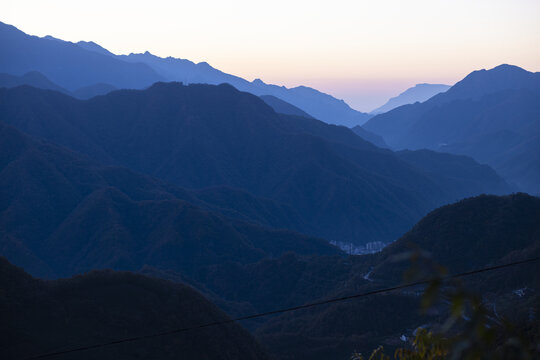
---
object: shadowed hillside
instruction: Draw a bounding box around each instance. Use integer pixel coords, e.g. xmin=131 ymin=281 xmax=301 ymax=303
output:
xmin=0 ymin=122 xmax=338 ymax=278
xmin=0 ymin=257 xmax=270 ymax=360
xmin=0 ymin=83 xmax=511 ymax=244
xmin=252 ymin=193 xmax=540 ymax=359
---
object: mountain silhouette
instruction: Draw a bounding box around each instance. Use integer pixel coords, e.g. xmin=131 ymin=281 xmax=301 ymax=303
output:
xmin=0 ymin=22 xmax=163 ymax=90
xmin=0 ymin=21 xmax=371 ymax=127
xmin=0 ymin=71 xmax=119 ymax=100
xmin=260 ymin=95 xmax=314 ymax=118
xmin=72 ymin=82 xmax=117 ymax=99
xmin=116 ymin=51 xmax=373 ymax=127
xmin=0 ymin=84 xmax=511 ymax=245
xmin=370 ymin=83 xmax=450 ymax=114
xmin=437 ymin=64 xmax=540 ymax=101
xmin=0 ymin=71 xmax=69 ymax=93
xmin=0 ymin=257 xmax=270 ymax=360
xmin=363 ymin=65 xmax=540 ymax=194
xmin=351 ymin=125 xmax=388 ymax=148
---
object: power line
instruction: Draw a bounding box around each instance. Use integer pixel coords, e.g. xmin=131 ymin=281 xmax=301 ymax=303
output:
xmin=23 ymin=255 xmax=540 ymax=360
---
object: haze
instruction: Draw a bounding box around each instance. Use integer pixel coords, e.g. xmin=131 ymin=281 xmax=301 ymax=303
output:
xmin=1 ymin=0 xmax=539 ymax=111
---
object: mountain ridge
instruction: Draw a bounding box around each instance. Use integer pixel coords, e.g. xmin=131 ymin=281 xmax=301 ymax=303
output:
xmin=0 ymin=257 xmax=271 ymax=360
xmin=0 ymin=83 xmax=511 ymax=245
xmin=0 ymin=21 xmax=371 ymax=127
xmin=370 ymin=83 xmax=451 ymax=114
xmin=363 ymin=64 xmax=540 ymax=194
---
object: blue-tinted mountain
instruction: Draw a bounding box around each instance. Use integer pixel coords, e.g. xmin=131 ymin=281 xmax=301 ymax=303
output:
xmin=0 ymin=21 xmax=371 ymax=127
xmin=370 ymin=83 xmax=450 ymax=114
xmin=0 ymin=22 xmax=163 ymax=90
xmin=251 ymin=193 xmax=540 ymax=359
xmin=76 ymin=40 xmax=116 ymax=56
xmin=350 ymin=125 xmax=388 ymax=148
xmin=363 ymin=65 xmax=540 ymax=194
xmin=116 ymin=51 xmax=372 ymax=127
xmin=260 ymin=95 xmax=314 ymax=118
xmin=0 ymin=121 xmax=338 ymax=278
xmin=0 ymin=71 xmax=68 ymax=93
xmin=0 ymin=70 xmax=118 ymax=100
xmin=0 ymin=257 xmax=270 ymax=360
xmin=438 ymin=64 xmax=540 ymax=101
xmin=170 ymin=193 xmax=540 ymax=359
xmin=72 ymin=82 xmax=117 ymax=99
xmin=0 ymin=84 xmax=510 ymax=245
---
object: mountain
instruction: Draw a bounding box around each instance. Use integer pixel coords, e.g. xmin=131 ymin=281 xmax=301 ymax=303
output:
xmin=0 ymin=84 xmax=511 ymax=245
xmin=117 ymin=51 xmax=372 ymax=127
xmin=371 ymin=193 xmax=540 ymax=280
xmin=0 ymin=70 xmax=117 ymax=99
xmin=363 ymin=65 xmax=540 ymax=194
xmin=251 ymin=193 xmax=540 ymax=359
xmin=260 ymin=95 xmax=314 ymax=118
xmin=0 ymin=71 xmax=69 ymax=93
xmin=351 ymin=125 xmax=388 ymax=148
xmin=76 ymin=40 xmax=116 ymax=56
xmin=436 ymin=64 xmax=540 ymax=101
xmin=0 ymin=21 xmax=370 ymax=127
xmin=72 ymin=82 xmax=117 ymax=99
xmin=370 ymin=83 xmax=451 ymax=114
xmin=0 ymin=257 xmax=270 ymax=360
xmin=0 ymin=21 xmax=163 ymax=90
xmin=0 ymin=70 xmax=118 ymax=100
xmin=0 ymin=121 xmax=338 ymax=278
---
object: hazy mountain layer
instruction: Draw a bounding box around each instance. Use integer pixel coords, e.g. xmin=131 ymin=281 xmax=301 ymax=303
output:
xmin=0 ymin=71 xmax=117 ymax=99
xmin=370 ymin=83 xmax=450 ymax=114
xmin=0 ymin=122 xmax=338 ymax=278
xmin=363 ymin=65 xmax=540 ymax=194
xmin=0 ymin=22 xmax=163 ymax=90
xmin=0 ymin=21 xmax=370 ymax=127
xmin=0 ymin=84 xmax=511 ymax=244
xmin=260 ymin=95 xmax=314 ymax=118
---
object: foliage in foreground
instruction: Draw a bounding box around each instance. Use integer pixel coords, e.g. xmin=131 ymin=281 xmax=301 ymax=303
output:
xmin=352 ymin=251 xmax=539 ymax=360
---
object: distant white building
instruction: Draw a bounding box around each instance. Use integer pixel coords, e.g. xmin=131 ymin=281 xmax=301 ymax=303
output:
xmin=330 ymin=240 xmax=387 ymax=255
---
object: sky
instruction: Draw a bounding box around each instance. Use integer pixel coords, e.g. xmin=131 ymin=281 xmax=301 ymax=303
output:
xmin=1 ymin=0 xmax=539 ymax=111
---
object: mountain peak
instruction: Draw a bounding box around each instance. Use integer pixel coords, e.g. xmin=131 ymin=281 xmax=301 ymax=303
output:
xmin=77 ymin=40 xmax=115 ymax=56
xmin=491 ymin=63 xmax=528 ymax=72
xmin=370 ymin=83 xmax=451 ymax=114
xmin=440 ymin=64 xmax=540 ymax=102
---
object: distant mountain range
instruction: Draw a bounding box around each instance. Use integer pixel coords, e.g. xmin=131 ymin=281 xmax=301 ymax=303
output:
xmin=260 ymin=95 xmax=314 ymax=118
xmin=0 ymin=71 xmax=118 ymax=99
xmin=364 ymin=64 xmax=540 ymax=194
xmin=350 ymin=125 xmax=388 ymax=148
xmin=1 ymin=19 xmax=539 ymax=360
xmin=0 ymin=84 xmax=510 ymax=247
xmin=0 ymin=71 xmax=68 ymax=93
xmin=0 ymin=21 xmax=372 ymax=127
xmin=370 ymin=83 xmax=451 ymax=114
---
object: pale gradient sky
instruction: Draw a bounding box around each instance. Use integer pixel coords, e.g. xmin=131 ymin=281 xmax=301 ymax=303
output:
xmin=1 ymin=0 xmax=539 ymax=111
